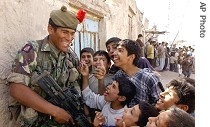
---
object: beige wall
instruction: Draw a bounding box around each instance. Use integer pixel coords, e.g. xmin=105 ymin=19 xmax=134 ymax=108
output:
xmin=0 ymin=0 xmax=148 ymax=126
xmin=100 ymin=0 xmax=145 ymax=49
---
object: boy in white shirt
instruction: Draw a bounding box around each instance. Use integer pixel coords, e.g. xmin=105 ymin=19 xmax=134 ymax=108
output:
xmin=79 ymin=62 xmax=136 ymax=126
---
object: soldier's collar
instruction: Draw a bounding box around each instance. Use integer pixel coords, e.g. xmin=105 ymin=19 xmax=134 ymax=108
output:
xmin=40 ymin=36 xmax=51 ymax=52
xmin=41 ymin=36 xmax=68 ymax=57
xmin=48 ymin=42 xmax=60 ymax=57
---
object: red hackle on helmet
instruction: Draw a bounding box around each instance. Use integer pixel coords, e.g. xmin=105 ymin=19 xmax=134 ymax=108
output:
xmin=76 ymin=9 xmax=86 ymax=23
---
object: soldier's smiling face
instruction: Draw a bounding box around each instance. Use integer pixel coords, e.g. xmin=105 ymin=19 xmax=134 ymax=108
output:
xmin=48 ymin=25 xmax=75 ymax=52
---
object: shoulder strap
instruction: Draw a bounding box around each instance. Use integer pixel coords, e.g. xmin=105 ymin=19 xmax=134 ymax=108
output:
xmin=68 ymin=47 xmax=79 ymax=67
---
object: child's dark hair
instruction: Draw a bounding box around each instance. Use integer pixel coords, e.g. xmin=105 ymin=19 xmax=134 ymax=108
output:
xmin=168 ymin=107 xmax=195 ymax=127
xmin=138 ymin=34 xmax=143 ymax=38
xmin=167 ymin=79 xmax=195 ymax=113
xmin=119 ymin=39 xmax=140 ymax=66
xmin=105 ymin=37 xmax=121 ymax=47
xmin=184 ymin=77 xmax=195 ymax=87
xmin=114 ymin=76 xmax=136 ymax=106
xmin=80 ymin=47 xmax=94 ymax=57
xmin=93 ymin=50 xmax=111 ymax=64
xmin=136 ymin=101 xmax=159 ymax=127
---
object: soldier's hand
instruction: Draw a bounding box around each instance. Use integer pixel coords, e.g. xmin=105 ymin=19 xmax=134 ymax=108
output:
xmin=53 ymin=106 xmax=75 ymax=125
xmin=94 ymin=60 xmax=106 ymax=79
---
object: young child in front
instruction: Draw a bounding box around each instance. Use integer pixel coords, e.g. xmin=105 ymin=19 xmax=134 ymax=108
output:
xmin=93 ymin=101 xmax=159 ymax=127
xmin=79 ymin=61 xmax=136 ymax=127
xmin=155 ymin=78 xmax=195 ymax=116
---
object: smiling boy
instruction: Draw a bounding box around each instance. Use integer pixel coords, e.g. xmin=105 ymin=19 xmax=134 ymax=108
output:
xmin=155 ymin=78 xmax=195 ymax=114
xmin=113 ymin=39 xmax=162 ymax=107
xmin=80 ymin=62 xmax=136 ymax=126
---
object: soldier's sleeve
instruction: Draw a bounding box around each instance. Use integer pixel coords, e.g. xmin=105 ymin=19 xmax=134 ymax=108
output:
xmin=7 ymin=42 xmax=38 ymax=86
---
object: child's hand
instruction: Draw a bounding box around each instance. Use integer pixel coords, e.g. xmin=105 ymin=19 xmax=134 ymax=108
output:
xmin=78 ymin=61 xmax=89 ymax=76
xmin=93 ymin=111 xmax=105 ymax=127
xmin=122 ymin=121 xmax=126 ymax=127
xmin=94 ymin=59 xmax=106 ymax=79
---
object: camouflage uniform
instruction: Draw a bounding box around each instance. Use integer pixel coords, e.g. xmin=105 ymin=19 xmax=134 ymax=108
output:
xmin=7 ymin=36 xmax=81 ymax=127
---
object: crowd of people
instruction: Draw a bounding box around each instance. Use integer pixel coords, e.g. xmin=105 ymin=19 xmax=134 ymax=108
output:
xmin=6 ymin=5 xmax=195 ymax=127
xmin=142 ymin=37 xmax=195 ymax=78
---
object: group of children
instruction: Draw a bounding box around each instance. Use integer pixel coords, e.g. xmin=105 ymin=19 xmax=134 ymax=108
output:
xmin=78 ymin=37 xmax=195 ymax=127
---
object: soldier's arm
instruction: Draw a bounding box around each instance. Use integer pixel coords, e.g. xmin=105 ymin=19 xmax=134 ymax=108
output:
xmin=10 ymin=82 xmax=56 ymax=115
xmin=9 ymin=82 xmax=74 ymax=124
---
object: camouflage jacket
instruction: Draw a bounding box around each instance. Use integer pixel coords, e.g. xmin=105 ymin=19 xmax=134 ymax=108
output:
xmin=7 ymin=36 xmax=81 ymax=127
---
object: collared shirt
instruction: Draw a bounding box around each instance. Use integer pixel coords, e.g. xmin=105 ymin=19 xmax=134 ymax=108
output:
xmin=114 ymin=68 xmax=161 ymax=107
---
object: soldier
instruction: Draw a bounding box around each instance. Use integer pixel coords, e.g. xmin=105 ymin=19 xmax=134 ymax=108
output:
xmin=6 ymin=5 xmax=86 ymax=126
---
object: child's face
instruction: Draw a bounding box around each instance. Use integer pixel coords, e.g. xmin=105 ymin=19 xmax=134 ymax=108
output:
xmin=115 ymin=104 xmax=140 ymax=127
xmin=106 ymin=42 xmax=118 ymax=60
xmin=93 ymin=54 xmax=110 ymax=71
xmin=80 ymin=52 xmax=93 ymax=67
xmin=155 ymin=86 xmax=180 ymax=111
xmin=146 ymin=110 xmax=169 ymax=127
xmin=103 ymin=81 xmax=120 ymax=102
xmin=113 ymin=44 xmax=131 ymax=67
